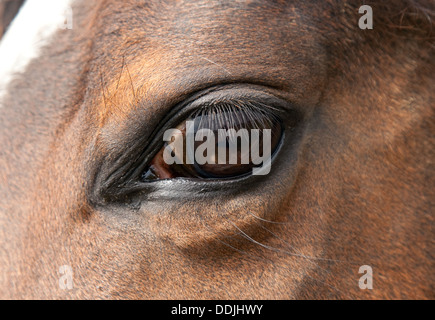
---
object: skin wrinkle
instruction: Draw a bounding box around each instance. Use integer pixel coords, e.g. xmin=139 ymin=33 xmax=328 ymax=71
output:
xmin=0 ymin=0 xmax=433 ymax=299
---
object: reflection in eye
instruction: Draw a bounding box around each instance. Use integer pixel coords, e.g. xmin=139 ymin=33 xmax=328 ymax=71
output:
xmin=141 ymin=100 xmax=283 ymax=181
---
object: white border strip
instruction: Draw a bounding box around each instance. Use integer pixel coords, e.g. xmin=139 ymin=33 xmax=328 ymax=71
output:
xmin=0 ymin=0 xmax=73 ymax=104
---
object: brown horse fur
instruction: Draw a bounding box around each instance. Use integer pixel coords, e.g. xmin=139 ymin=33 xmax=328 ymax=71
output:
xmin=0 ymin=0 xmax=24 ymax=38
xmin=0 ymin=0 xmax=433 ymax=299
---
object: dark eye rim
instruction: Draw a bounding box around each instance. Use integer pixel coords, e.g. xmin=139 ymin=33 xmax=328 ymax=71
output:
xmin=96 ymin=84 xmax=304 ymax=202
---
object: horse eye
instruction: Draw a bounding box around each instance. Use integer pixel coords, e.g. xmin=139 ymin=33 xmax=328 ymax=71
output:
xmin=141 ymin=102 xmax=283 ymax=181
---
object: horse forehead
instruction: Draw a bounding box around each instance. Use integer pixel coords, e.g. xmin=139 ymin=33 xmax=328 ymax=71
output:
xmin=94 ymin=0 xmax=324 ymax=71
xmin=0 ymin=0 xmax=75 ymax=103
xmin=0 ymin=0 xmax=278 ymax=101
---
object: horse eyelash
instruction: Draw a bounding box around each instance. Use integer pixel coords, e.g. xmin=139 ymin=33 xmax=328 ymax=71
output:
xmin=190 ymin=99 xmax=281 ymax=133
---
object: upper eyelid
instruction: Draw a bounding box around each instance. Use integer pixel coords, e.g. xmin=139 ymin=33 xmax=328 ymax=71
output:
xmin=138 ymin=84 xmax=292 ymax=148
xmin=141 ymin=90 xmax=288 ymax=158
xmin=190 ymin=101 xmax=281 ymax=134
